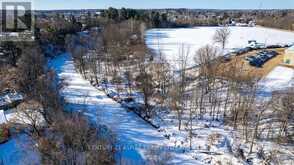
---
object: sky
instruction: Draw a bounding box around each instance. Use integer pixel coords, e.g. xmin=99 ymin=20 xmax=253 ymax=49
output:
xmin=34 ymin=0 xmax=294 ymax=10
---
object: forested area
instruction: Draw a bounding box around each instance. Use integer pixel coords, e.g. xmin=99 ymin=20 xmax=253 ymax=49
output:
xmin=0 ymin=24 xmax=116 ymax=164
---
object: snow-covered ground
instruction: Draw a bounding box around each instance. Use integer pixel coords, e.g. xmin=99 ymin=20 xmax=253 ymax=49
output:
xmin=0 ymin=134 xmax=39 ymax=165
xmin=258 ymin=66 xmax=294 ymax=96
xmin=0 ymin=110 xmax=42 ymax=165
xmin=4 ymin=108 xmax=45 ymax=126
xmin=146 ymin=26 xmax=294 ymax=67
xmin=0 ymin=110 xmax=6 ymax=124
xmin=44 ymin=30 xmax=294 ymax=164
xmin=48 ymin=53 xmax=199 ymax=164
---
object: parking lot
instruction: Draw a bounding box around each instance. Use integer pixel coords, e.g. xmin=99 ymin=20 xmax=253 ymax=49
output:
xmin=246 ymin=50 xmax=279 ymax=67
xmin=216 ymin=48 xmax=285 ymax=80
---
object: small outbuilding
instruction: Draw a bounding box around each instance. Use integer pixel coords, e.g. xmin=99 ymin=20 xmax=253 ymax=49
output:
xmin=284 ymin=45 xmax=294 ymax=66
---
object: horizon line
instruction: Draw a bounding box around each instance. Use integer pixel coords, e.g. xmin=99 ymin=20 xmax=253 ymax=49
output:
xmin=34 ymin=8 xmax=294 ymax=11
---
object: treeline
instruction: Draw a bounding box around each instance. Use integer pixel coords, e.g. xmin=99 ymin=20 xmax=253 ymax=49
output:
xmin=99 ymin=7 xmax=222 ymax=28
xmin=100 ymin=7 xmax=294 ymax=29
xmin=100 ymin=7 xmax=170 ymax=28
xmin=36 ymin=8 xmax=294 ymax=31
xmin=257 ymin=12 xmax=294 ymax=31
xmin=36 ymin=14 xmax=83 ymax=52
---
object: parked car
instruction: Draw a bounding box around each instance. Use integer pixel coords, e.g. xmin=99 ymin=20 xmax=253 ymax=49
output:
xmin=245 ymin=55 xmax=255 ymax=62
xmin=268 ymin=50 xmax=278 ymax=56
xmin=265 ymin=53 xmax=274 ymax=59
xmin=250 ymin=60 xmax=262 ymax=67
xmin=259 ymin=54 xmax=269 ymax=62
xmin=243 ymin=47 xmax=252 ymax=52
xmin=266 ymin=45 xmax=282 ymax=49
xmin=248 ymin=42 xmax=266 ymax=50
xmin=259 ymin=50 xmax=277 ymax=58
xmin=220 ymin=54 xmax=232 ymax=62
xmin=248 ymin=50 xmax=278 ymax=67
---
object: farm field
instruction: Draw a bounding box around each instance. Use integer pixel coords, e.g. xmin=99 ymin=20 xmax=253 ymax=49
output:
xmin=145 ymin=26 xmax=294 ymax=68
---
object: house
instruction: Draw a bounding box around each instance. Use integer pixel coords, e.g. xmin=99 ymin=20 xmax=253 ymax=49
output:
xmin=284 ymin=45 xmax=294 ymax=66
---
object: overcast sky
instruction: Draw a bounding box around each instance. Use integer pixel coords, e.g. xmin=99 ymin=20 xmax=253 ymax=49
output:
xmin=34 ymin=0 xmax=294 ymax=10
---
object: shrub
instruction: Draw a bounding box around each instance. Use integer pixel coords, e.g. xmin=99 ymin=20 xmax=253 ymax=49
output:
xmin=146 ymin=146 xmax=172 ymax=165
xmin=0 ymin=124 xmax=10 ymax=143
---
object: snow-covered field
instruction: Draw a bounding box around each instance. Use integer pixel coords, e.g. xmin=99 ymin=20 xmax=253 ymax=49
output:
xmin=258 ymin=66 xmax=294 ymax=96
xmin=48 ymin=54 xmax=199 ymax=164
xmin=146 ymin=26 xmax=294 ymax=67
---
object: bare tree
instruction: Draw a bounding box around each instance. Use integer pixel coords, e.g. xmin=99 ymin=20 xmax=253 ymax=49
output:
xmin=149 ymin=60 xmax=171 ymax=107
xmin=194 ymin=45 xmax=219 ymax=91
xmin=17 ymin=43 xmax=45 ymax=93
xmin=15 ymin=100 xmax=44 ymax=137
xmin=90 ymin=29 xmax=104 ymax=85
xmin=72 ymin=44 xmax=87 ymax=77
xmin=270 ymin=89 xmax=294 ymax=143
xmin=170 ymin=44 xmax=190 ymax=130
xmin=146 ymin=146 xmax=171 ymax=165
xmin=213 ymin=27 xmax=231 ymax=50
xmin=38 ymin=113 xmax=116 ymax=165
xmin=249 ymin=100 xmax=269 ymax=154
xmin=136 ymin=63 xmax=154 ymax=118
xmin=186 ymin=89 xmax=200 ymax=149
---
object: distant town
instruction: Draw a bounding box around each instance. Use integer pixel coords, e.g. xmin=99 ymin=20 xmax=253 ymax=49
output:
xmin=33 ymin=8 xmax=294 ymax=29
